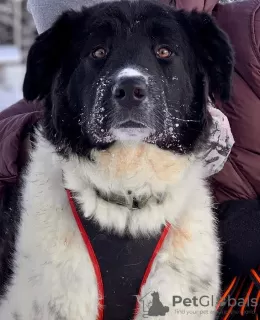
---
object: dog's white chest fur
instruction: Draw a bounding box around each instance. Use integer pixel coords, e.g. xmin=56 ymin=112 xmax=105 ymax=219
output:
xmin=0 ymin=134 xmax=220 ymax=320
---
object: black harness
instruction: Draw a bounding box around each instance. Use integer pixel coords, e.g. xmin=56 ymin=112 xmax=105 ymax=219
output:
xmin=67 ymin=190 xmax=170 ymax=320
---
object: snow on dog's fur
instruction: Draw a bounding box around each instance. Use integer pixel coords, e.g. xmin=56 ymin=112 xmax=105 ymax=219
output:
xmin=0 ymin=1 xmax=233 ymax=319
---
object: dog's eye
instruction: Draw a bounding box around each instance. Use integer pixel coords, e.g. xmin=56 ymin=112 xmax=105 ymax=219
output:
xmin=156 ymin=47 xmax=172 ymax=59
xmin=92 ymin=47 xmax=108 ymax=59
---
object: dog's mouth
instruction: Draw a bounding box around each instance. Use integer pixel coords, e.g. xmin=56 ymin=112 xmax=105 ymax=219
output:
xmin=117 ymin=120 xmax=147 ymax=129
xmin=111 ymin=120 xmax=154 ymax=141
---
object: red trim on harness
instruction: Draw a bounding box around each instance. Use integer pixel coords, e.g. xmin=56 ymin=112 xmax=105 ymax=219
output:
xmin=66 ymin=190 xmax=104 ymax=320
xmin=133 ymin=222 xmax=171 ymax=319
xmin=66 ymin=189 xmax=171 ymax=320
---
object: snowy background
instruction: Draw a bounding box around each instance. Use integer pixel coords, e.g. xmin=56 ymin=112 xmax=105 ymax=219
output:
xmin=0 ymin=62 xmax=25 ymax=110
xmin=0 ymin=0 xmax=237 ymax=112
xmin=0 ymin=0 xmax=36 ymax=111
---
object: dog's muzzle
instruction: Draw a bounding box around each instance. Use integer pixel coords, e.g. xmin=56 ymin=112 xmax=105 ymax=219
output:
xmin=110 ymin=69 xmax=154 ymax=140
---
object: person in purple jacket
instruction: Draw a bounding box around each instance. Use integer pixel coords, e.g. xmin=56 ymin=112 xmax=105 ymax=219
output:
xmin=0 ymin=1 xmax=260 ymax=319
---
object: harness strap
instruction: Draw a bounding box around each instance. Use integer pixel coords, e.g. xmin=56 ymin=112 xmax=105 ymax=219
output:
xmin=66 ymin=189 xmax=171 ymax=320
xmin=133 ymin=221 xmax=171 ymax=319
xmin=67 ymin=189 xmax=104 ymax=320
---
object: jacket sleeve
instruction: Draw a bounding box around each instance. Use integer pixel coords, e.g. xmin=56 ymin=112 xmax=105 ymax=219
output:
xmin=159 ymin=0 xmax=218 ymax=13
xmin=212 ymin=0 xmax=260 ymax=202
xmin=0 ymin=100 xmax=43 ymax=200
xmin=174 ymin=0 xmax=218 ymax=12
xmin=217 ymin=199 xmax=260 ymax=276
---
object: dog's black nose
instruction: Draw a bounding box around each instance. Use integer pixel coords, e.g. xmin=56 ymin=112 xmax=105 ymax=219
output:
xmin=113 ymin=78 xmax=147 ymax=107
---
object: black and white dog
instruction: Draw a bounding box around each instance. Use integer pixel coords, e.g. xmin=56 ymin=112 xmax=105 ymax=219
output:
xmin=0 ymin=1 xmax=233 ymax=319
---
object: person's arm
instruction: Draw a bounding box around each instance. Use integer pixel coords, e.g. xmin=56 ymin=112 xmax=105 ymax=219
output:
xmin=0 ymin=100 xmax=43 ymax=200
xmin=217 ymin=199 xmax=260 ymax=275
xmin=174 ymin=0 xmax=218 ymax=12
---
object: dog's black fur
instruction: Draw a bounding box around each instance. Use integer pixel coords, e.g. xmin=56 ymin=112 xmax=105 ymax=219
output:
xmin=0 ymin=0 xmax=234 ymax=303
xmin=23 ymin=1 xmax=233 ymax=158
xmin=0 ymin=185 xmax=21 ymax=299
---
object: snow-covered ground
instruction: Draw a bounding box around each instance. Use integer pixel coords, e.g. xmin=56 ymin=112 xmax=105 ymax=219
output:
xmin=0 ymin=64 xmax=25 ymax=111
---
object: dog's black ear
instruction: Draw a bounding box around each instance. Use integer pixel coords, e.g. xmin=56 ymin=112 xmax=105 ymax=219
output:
xmin=23 ymin=11 xmax=77 ymax=101
xmin=179 ymin=11 xmax=234 ymax=101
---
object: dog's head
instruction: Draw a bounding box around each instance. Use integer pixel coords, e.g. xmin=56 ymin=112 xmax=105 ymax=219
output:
xmin=23 ymin=1 xmax=233 ymax=158
xmin=151 ymin=292 xmax=159 ymax=298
